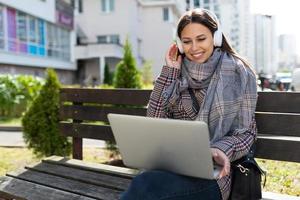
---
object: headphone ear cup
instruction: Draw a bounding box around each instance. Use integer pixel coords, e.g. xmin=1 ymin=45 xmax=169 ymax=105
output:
xmin=176 ymin=37 xmax=184 ymax=53
xmin=213 ymin=29 xmax=222 ymax=47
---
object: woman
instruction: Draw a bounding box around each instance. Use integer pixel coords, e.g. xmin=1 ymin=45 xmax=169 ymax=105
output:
xmin=121 ymin=8 xmax=257 ymax=200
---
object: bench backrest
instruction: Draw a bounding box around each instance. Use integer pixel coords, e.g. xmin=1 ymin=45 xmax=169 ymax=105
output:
xmin=59 ymin=88 xmax=300 ymax=163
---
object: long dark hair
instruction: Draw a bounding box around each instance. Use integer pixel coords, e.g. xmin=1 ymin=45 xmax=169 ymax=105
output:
xmin=177 ymin=9 xmax=253 ymax=70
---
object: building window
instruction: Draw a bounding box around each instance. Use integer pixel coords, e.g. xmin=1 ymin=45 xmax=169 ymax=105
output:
xmin=78 ymin=0 xmax=83 ymax=13
xmin=7 ymin=8 xmax=18 ymax=52
xmin=194 ymin=0 xmax=200 ymax=7
xmin=97 ymin=34 xmax=119 ymax=44
xmin=101 ymin=0 xmax=114 ymax=13
xmin=17 ymin=12 xmax=27 ymax=42
xmin=163 ymin=7 xmax=170 ymax=21
xmin=0 ymin=5 xmax=4 ymax=49
xmin=204 ymin=0 xmax=210 ymax=3
xmin=28 ymin=16 xmax=38 ymax=55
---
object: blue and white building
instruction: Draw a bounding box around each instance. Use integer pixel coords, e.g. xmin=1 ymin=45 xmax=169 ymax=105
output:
xmin=0 ymin=0 xmax=75 ymax=84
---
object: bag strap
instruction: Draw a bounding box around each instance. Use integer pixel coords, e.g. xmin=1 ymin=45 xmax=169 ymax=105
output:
xmin=246 ymin=143 xmax=267 ymax=187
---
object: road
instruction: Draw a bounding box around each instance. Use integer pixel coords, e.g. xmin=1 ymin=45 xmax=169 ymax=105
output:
xmin=0 ymin=131 xmax=106 ymax=148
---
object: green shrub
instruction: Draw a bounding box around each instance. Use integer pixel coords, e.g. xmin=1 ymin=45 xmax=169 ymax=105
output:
xmin=22 ymin=69 xmax=71 ymax=158
xmin=0 ymin=74 xmax=43 ymax=118
xmin=113 ymin=37 xmax=142 ymax=89
xmin=103 ymin=63 xmax=113 ymax=85
xmin=0 ymin=75 xmax=19 ymax=117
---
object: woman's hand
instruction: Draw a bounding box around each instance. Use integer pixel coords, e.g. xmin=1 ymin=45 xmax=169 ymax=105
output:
xmin=211 ymin=148 xmax=230 ymax=179
xmin=165 ymin=43 xmax=182 ymax=69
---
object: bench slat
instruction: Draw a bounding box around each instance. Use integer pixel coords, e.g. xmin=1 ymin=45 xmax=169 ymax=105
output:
xmin=7 ymin=169 xmax=120 ymax=200
xmin=59 ymin=105 xmax=147 ymax=122
xmin=256 ymin=112 xmax=300 ymax=137
xmin=0 ymin=176 xmax=94 ymax=200
xmin=43 ymin=156 xmax=138 ymax=178
xmin=60 ymin=88 xmax=151 ymax=105
xmin=257 ymin=92 xmax=300 ymax=113
xmin=256 ymin=137 xmax=300 ymax=162
xmin=59 ymin=123 xmax=115 ymax=142
xmin=25 ymin=162 xmax=131 ymax=190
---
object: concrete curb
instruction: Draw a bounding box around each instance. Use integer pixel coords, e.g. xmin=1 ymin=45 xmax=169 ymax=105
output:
xmin=0 ymin=126 xmax=22 ymax=131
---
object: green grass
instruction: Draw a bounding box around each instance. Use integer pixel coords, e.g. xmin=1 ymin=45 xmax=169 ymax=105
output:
xmin=0 ymin=147 xmax=110 ymax=177
xmin=0 ymin=147 xmax=299 ymax=196
xmin=0 ymin=117 xmax=22 ymax=126
xmin=257 ymin=159 xmax=300 ymax=196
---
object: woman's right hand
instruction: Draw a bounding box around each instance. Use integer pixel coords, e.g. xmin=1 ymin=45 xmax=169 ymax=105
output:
xmin=165 ymin=43 xmax=182 ymax=69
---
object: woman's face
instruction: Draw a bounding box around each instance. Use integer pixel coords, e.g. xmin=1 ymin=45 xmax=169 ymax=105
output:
xmin=180 ymin=23 xmax=214 ymax=64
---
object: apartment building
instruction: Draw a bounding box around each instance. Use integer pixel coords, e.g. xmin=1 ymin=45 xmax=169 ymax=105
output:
xmin=254 ymin=14 xmax=277 ymax=75
xmin=0 ymin=0 xmax=75 ymax=84
xmin=73 ymin=0 xmax=185 ymax=84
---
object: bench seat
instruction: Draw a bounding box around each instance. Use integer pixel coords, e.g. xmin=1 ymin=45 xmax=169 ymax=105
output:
xmin=1 ymin=156 xmax=299 ymax=200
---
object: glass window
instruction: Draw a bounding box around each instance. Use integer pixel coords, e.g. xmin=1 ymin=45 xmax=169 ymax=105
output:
xmin=101 ymin=0 xmax=114 ymax=13
xmin=17 ymin=12 xmax=27 ymax=42
xmin=0 ymin=5 xmax=4 ymax=49
xmin=78 ymin=0 xmax=83 ymax=13
xmin=110 ymin=35 xmax=119 ymax=44
xmin=194 ymin=0 xmax=200 ymax=7
xmin=47 ymin=23 xmax=54 ymax=57
xmin=204 ymin=0 xmax=210 ymax=3
xmin=97 ymin=35 xmax=107 ymax=43
xmin=163 ymin=8 xmax=169 ymax=21
xmin=37 ymin=19 xmax=45 ymax=56
xmin=7 ymin=7 xmax=17 ymax=52
xmin=61 ymin=29 xmax=70 ymax=61
xmin=29 ymin=16 xmax=37 ymax=43
xmin=97 ymin=35 xmax=119 ymax=44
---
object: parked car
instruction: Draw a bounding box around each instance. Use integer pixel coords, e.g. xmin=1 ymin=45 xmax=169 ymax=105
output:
xmin=290 ymin=68 xmax=300 ymax=91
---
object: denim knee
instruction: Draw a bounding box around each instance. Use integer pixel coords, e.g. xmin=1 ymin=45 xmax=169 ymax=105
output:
xmin=120 ymin=170 xmax=221 ymax=200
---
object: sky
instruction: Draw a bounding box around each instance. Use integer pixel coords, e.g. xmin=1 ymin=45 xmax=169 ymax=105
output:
xmin=250 ymin=0 xmax=300 ymax=54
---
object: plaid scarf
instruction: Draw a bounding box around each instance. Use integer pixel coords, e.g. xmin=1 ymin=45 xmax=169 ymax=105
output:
xmin=163 ymin=48 xmax=257 ymax=144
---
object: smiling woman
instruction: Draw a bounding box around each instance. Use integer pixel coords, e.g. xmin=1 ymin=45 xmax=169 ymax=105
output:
xmin=121 ymin=8 xmax=258 ymax=200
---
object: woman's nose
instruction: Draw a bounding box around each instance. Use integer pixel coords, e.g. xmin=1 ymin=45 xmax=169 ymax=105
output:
xmin=191 ymin=41 xmax=198 ymax=51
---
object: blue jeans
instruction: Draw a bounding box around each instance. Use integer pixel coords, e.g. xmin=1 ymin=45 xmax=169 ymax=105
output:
xmin=120 ymin=170 xmax=222 ymax=200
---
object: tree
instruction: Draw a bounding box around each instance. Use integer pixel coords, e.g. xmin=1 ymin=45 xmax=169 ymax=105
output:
xmin=103 ymin=63 xmax=113 ymax=85
xmin=22 ymin=69 xmax=71 ymax=157
xmin=113 ymin=37 xmax=141 ymax=88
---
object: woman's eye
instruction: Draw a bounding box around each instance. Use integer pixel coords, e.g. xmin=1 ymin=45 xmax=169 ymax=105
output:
xmin=197 ymin=38 xmax=205 ymax=41
xmin=182 ymin=41 xmax=191 ymax=44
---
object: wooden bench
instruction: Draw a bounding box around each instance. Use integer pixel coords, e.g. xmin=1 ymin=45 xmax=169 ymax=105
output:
xmin=0 ymin=88 xmax=300 ymax=200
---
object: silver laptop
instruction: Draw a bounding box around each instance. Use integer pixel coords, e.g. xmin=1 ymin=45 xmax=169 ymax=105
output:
xmin=107 ymin=113 xmax=220 ymax=179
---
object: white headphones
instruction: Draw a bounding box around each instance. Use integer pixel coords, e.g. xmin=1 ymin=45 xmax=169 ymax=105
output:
xmin=176 ymin=8 xmax=223 ymax=53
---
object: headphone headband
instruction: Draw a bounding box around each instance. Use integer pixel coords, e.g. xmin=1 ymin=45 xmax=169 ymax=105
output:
xmin=176 ymin=8 xmax=223 ymax=53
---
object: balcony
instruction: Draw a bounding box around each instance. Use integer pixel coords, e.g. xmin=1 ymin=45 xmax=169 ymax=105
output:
xmin=74 ymin=43 xmax=123 ymax=60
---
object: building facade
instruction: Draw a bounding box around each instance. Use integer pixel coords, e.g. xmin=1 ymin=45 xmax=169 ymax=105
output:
xmin=253 ymin=14 xmax=277 ymax=75
xmin=278 ymin=34 xmax=297 ymax=71
xmin=0 ymin=0 xmax=75 ymax=84
xmin=72 ymin=0 xmax=185 ymax=84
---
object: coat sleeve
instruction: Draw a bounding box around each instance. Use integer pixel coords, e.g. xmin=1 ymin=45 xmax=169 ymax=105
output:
xmin=147 ymin=66 xmax=180 ymax=118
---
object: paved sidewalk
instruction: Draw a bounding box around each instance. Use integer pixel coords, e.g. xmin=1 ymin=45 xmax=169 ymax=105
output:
xmin=0 ymin=131 xmax=106 ymax=148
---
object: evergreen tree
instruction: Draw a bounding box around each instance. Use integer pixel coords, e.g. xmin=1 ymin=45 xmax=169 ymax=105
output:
xmin=22 ymin=69 xmax=71 ymax=158
xmin=103 ymin=63 xmax=113 ymax=85
xmin=113 ymin=37 xmax=141 ymax=88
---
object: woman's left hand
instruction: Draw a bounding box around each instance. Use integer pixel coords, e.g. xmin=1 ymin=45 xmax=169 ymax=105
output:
xmin=211 ymin=148 xmax=230 ymax=179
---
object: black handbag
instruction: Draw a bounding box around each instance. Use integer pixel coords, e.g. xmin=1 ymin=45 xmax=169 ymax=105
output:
xmin=229 ymin=144 xmax=266 ymax=200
